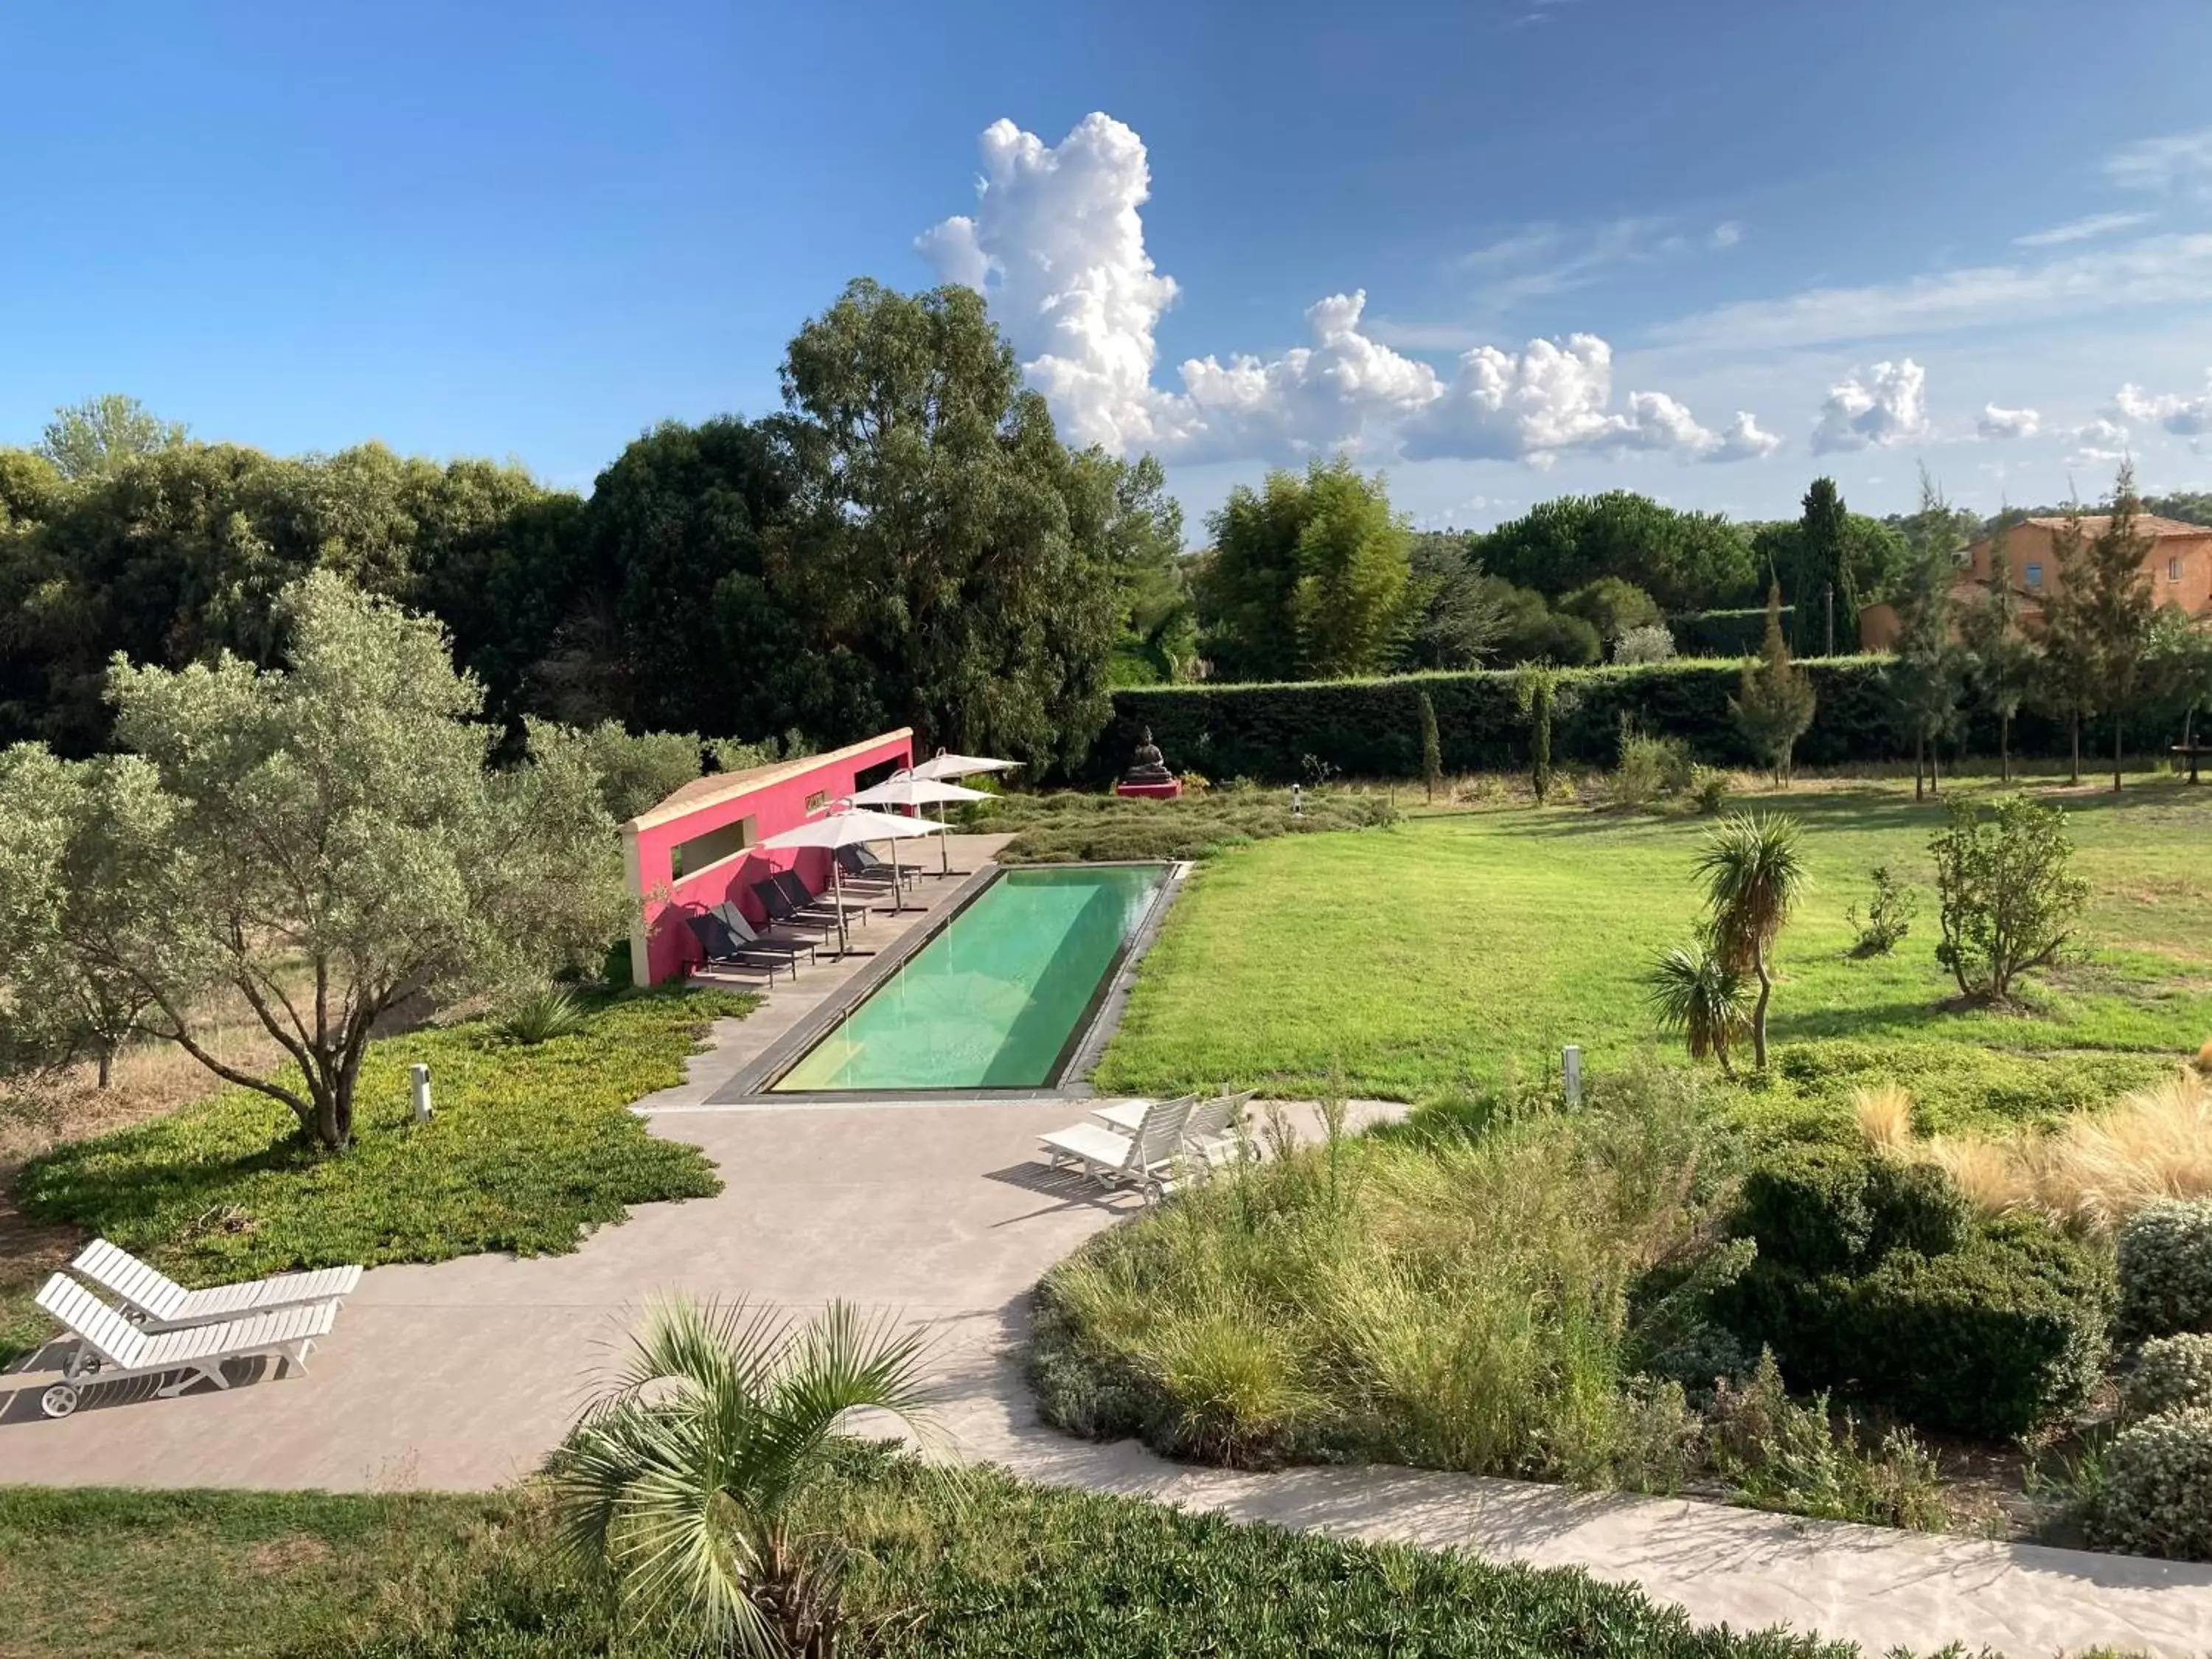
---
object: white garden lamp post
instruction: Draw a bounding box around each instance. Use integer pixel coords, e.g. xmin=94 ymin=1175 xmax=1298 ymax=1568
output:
xmin=757 ymin=802 xmax=945 ymax=956
xmin=851 ymin=771 xmax=992 ymax=882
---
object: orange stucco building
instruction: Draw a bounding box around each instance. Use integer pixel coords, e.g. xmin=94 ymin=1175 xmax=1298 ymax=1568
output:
xmin=1860 ymin=514 xmax=2212 ymax=650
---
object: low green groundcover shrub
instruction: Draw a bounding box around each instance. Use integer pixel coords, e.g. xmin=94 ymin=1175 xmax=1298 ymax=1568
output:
xmin=15 ymin=989 xmax=751 ymax=1284
xmin=2086 ymin=1406 xmax=2212 ymax=1562
xmin=2123 ymin=1334 xmax=2212 ymax=1421
xmin=1711 ymin=1147 xmax=2112 ymax=1439
xmin=2117 ymin=1200 xmax=2212 ymax=1340
xmin=1764 ymin=1042 xmax=2174 ymax=1137
xmin=0 ymin=1458 xmax=1927 ymax=1658
xmin=993 ymin=786 xmax=1397 ymax=865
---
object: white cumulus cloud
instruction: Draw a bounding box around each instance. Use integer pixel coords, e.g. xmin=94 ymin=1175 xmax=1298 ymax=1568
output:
xmin=2067 ymin=416 xmax=2132 ymax=467
xmin=2115 ymin=374 xmax=2212 ymax=436
xmin=1809 ymin=359 xmax=1930 ymax=454
xmin=1977 ymin=403 xmax=2042 ymax=439
xmin=920 ymin=114 xmax=1778 ymax=469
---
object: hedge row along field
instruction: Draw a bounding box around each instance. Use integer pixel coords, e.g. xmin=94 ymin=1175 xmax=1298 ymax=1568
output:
xmin=1093 ymin=658 xmax=2176 ymax=785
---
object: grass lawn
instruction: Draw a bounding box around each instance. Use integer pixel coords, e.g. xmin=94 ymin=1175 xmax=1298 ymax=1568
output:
xmin=1094 ymin=776 xmax=2212 ymax=1117
xmin=0 ymin=1458 xmax=1896 ymax=1659
xmin=0 ymin=989 xmax=754 ymax=1368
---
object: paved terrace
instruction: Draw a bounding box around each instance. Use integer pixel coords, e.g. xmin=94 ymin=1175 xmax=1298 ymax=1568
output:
xmin=4 ymin=832 xmax=2211 ymax=1656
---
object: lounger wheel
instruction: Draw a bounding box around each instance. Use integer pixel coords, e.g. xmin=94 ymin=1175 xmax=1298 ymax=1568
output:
xmin=41 ymin=1383 xmax=80 ymax=1419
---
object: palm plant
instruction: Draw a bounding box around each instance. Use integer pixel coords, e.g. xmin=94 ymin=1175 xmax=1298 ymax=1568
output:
xmin=554 ymin=1295 xmax=934 ymax=1658
xmin=1694 ymin=811 xmax=1809 ymax=1071
xmin=1644 ymin=941 xmax=1752 ymax=1076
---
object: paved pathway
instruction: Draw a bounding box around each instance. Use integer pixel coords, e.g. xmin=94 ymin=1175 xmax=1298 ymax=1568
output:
xmin=4 ymin=844 xmax=2210 ymax=1656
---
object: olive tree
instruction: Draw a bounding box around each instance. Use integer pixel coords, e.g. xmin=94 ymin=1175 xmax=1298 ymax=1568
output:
xmin=0 ymin=746 xmax=172 ymax=1093
xmin=71 ymin=571 xmax=629 ymax=1150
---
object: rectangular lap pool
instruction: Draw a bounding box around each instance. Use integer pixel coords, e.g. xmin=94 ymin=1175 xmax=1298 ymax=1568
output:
xmin=768 ymin=863 xmax=1169 ymax=1092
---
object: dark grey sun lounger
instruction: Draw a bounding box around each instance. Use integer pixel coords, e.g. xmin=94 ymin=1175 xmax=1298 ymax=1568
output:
xmin=771 ymin=869 xmax=873 ymax=926
xmin=751 ymin=878 xmax=844 ymax=938
xmin=685 ymin=912 xmax=795 ymax=983
xmin=711 ymin=901 xmax=818 ymax=971
xmin=835 ymin=843 xmax=912 ymax=891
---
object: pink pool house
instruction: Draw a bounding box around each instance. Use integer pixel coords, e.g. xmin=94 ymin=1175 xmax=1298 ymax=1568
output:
xmin=622 ymin=728 xmax=914 ymax=987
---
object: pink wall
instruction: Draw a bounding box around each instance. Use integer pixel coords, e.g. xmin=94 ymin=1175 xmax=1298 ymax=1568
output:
xmin=625 ymin=729 xmax=914 ymax=986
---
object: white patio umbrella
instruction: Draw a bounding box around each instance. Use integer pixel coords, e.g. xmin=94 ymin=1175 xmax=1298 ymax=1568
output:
xmin=850 ymin=772 xmax=992 ymax=880
xmin=756 ymin=802 xmax=945 ymax=956
xmin=907 ymin=748 xmax=1023 ymax=782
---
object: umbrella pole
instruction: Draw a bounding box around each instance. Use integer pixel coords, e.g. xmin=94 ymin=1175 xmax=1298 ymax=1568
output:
xmin=891 ymin=838 xmax=908 ymax=913
xmin=938 ymin=801 xmax=950 ymax=878
xmin=832 ymin=857 xmax=851 ymax=957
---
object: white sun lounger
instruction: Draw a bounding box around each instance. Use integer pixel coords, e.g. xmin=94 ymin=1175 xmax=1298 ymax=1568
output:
xmin=69 ymin=1238 xmax=361 ymax=1332
xmin=1040 ymin=1096 xmax=1192 ymax=1197
xmin=1093 ymin=1089 xmax=1255 ymax=1164
xmin=32 ymin=1273 xmax=338 ymax=1419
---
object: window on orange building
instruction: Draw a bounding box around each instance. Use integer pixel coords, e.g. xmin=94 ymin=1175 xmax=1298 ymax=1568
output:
xmin=2171 ymin=557 xmax=2183 ymax=582
xmin=2025 ymin=561 xmax=2043 ymax=588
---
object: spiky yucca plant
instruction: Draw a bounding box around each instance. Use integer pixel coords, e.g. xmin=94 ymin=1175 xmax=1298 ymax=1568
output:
xmin=554 ymin=1296 xmax=933 ymax=1658
xmin=1694 ymin=811 xmax=1809 ymax=1070
xmin=1644 ymin=942 xmax=1752 ymax=1076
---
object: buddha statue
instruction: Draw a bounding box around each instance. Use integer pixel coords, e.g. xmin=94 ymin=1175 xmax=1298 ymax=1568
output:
xmin=1121 ymin=726 xmax=1175 ymax=785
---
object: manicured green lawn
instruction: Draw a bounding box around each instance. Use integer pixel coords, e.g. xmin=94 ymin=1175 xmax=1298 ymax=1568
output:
xmin=2 ymin=990 xmax=752 ymax=1367
xmin=1094 ymin=778 xmax=2212 ymax=1115
xmin=0 ymin=1461 xmax=1892 ymax=1658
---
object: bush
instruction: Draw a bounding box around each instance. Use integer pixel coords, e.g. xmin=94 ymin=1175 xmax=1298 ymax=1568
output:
xmin=1690 ymin=765 xmax=1731 ymax=814
xmin=1714 ymin=1147 xmax=2110 ymax=1439
xmin=1613 ymin=623 xmax=1678 ymax=664
xmin=2124 ymin=1334 xmax=2212 ymax=1420
xmin=1930 ymin=793 xmax=2090 ymax=1004
xmin=1840 ymin=1217 xmax=2112 ymax=1440
xmin=2118 ymin=1200 xmax=2212 ymax=1340
xmin=1706 ymin=1349 xmax=1950 ymax=1531
xmin=2087 ymin=1406 xmax=2212 ymax=1561
xmin=1846 ymin=866 xmax=1917 ymax=956
xmin=1612 ymin=720 xmax=1696 ymax=808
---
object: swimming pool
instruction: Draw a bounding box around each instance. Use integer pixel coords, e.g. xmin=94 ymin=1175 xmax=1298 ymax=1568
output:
xmin=768 ymin=863 xmax=1169 ymax=1092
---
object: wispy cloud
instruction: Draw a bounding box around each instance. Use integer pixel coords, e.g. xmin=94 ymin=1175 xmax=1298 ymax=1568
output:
xmin=2011 ymin=210 xmax=2152 ymax=247
xmin=1647 ymin=233 xmax=2212 ymax=355
xmin=1451 ymin=215 xmax=1739 ymax=314
xmin=2107 ymin=127 xmax=2212 ymax=199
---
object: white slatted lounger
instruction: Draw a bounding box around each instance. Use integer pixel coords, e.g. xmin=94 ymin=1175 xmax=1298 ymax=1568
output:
xmin=32 ymin=1274 xmax=338 ymax=1419
xmin=1093 ymin=1090 xmax=1254 ymax=1163
xmin=71 ymin=1238 xmax=361 ymax=1332
xmin=1039 ymin=1096 xmax=1192 ymax=1198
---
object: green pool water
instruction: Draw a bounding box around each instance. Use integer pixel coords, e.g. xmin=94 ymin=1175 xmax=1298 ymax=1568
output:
xmin=770 ymin=864 xmax=1168 ymax=1091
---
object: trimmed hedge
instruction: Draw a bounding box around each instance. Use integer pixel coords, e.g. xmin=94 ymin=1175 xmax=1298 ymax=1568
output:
xmin=1096 ymin=659 xmax=2157 ymax=785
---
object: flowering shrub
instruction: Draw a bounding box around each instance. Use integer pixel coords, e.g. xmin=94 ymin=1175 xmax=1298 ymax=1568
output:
xmin=2124 ymin=1334 xmax=2212 ymax=1422
xmin=2118 ymin=1200 xmax=2212 ymax=1340
xmin=2087 ymin=1406 xmax=2212 ymax=1562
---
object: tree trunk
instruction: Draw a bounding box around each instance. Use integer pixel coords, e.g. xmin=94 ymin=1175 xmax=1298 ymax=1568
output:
xmin=1913 ymin=733 xmax=1925 ymax=802
xmin=1750 ymin=943 xmax=1773 ymax=1071
xmin=1930 ymin=744 xmax=1941 ymax=795
xmin=1999 ymin=712 xmax=2011 ymax=783
xmin=96 ymin=1046 xmax=113 ymax=1089
xmin=2070 ymin=714 xmax=2081 ymax=785
xmin=2112 ymin=703 xmax=2125 ymax=793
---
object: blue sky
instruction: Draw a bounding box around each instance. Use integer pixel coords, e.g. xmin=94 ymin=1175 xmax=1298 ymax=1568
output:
xmin=10 ymin=0 xmax=2212 ymax=532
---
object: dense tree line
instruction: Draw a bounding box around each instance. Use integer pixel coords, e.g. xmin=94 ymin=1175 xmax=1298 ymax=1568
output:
xmin=0 ymin=282 xmax=1182 ymax=774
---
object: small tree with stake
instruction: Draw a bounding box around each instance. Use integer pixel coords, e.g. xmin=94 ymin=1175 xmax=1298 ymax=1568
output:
xmin=1888 ymin=470 xmax=1967 ymax=801
xmin=1731 ymin=582 xmax=1817 ymax=785
xmin=2076 ymin=462 xmax=2157 ymax=792
xmin=1418 ymin=689 xmax=1442 ymax=803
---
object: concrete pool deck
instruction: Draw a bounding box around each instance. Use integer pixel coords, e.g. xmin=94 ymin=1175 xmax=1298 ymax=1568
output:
xmin=4 ymin=836 xmax=2211 ymax=1655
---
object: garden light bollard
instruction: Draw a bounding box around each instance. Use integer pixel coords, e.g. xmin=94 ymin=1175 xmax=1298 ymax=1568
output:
xmin=410 ymin=1062 xmax=434 ymax=1124
xmin=1290 ymin=783 xmax=1304 ymax=817
xmin=1562 ymin=1044 xmax=1582 ymax=1108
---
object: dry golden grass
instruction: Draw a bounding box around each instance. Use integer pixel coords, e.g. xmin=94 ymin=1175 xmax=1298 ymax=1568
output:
xmin=1851 ymin=1082 xmax=1916 ymax=1155
xmin=1868 ymin=1071 xmax=2212 ymax=1241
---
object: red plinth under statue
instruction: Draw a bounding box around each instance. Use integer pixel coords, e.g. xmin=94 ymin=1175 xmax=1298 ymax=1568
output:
xmin=1115 ymin=726 xmax=1180 ymax=799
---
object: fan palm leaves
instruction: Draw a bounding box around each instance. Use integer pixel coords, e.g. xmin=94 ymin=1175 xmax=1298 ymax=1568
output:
xmin=1644 ymin=941 xmax=1752 ymax=1075
xmin=554 ymin=1295 xmax=935 ymax=1658
xmin=1691 ymin=811 xmax=1809 ymax=1070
